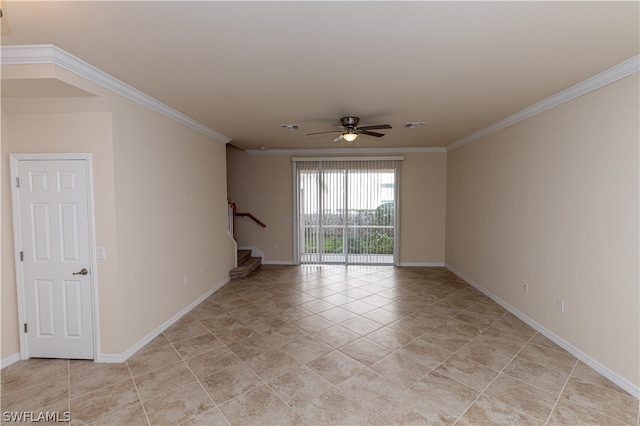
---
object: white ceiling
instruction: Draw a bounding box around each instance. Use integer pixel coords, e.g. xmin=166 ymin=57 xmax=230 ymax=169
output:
xmin=1 ymin=1 xmax=638 ymax=150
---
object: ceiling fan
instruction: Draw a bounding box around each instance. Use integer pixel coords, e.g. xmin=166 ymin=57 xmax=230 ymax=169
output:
xmin=306 ymin=116 xmax=392 ymax=142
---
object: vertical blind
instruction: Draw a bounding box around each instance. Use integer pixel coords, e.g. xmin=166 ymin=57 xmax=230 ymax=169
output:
xmin=294 ymin=157 xmax=402 ymax=265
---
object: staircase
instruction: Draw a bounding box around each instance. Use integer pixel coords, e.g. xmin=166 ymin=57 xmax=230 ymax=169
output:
xmin=229 ymin=249 xmax=262 ymax=279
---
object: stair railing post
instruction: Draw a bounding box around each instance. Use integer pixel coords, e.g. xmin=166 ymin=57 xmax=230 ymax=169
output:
xmin=232 ymin=202 xmax=237 ymax=241
xmin=227 ymin=197 xmax=238 ymax=241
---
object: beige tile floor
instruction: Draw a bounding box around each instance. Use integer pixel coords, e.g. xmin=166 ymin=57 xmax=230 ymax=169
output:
xmin=2 ymin=265 xmax=638 ymax=425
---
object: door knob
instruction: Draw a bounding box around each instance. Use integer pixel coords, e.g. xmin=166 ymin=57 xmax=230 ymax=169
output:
xmin=72 ymin=268 xmax=88 ymax=276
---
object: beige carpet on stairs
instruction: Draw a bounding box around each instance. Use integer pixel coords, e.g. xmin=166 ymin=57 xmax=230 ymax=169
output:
xmin=229 ymin=249 xmax=262 ymax=279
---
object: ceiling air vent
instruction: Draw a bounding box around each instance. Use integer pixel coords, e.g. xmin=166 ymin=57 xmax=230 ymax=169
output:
xmin=405 ymin=122 xmax=425 ymax=129
xmin=280 ymin=124 xmax=300 ymax=131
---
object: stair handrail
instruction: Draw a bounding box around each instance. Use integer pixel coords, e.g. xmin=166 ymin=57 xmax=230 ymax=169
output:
xmin=235 ymin=212 xmax=267 ymax=228
xmin=227 ymin=198 xmax=267 ymax=242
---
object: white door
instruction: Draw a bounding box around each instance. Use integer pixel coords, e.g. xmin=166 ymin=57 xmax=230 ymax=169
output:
xmin=12 ymin=157 xmax=95 ymax=359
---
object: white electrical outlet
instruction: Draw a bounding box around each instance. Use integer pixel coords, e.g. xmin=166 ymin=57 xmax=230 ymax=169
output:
xmin=183 ymin=276 xmax=189 ymax=287
xmin=556 ymin=299 xmax=565 ymax=312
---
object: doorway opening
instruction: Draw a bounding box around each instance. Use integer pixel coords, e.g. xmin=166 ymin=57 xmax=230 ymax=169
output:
xmin=294 ymin=157 xmax=402 ymax=265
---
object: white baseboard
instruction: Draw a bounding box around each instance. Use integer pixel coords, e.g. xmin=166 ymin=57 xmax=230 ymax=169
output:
xmin=96 ymin=277 xmax=230 ymax=363
xmin=237 ymin=248 xmax=446 ymax=267
xmin=262 ymin=260 xmax=297 ymax=265
xmin=95 ymin=353 xmax=125 ymax=364
xmin=237 ymin=246 xmax=296 ymax=265
xmin=398 ymin=262 xmax=445 ymax=267
xmin=445 ymin=264 xmax=640 ymax=400
xmin=0 ymin=352 xmax=22 ymax=369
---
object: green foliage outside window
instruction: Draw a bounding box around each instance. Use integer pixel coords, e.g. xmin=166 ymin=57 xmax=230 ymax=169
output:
xmin=303 ymin=202 xmax=395 ymax=255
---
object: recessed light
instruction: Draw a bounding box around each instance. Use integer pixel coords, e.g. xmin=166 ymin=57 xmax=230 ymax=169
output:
xmin=280 ymin=124 xmax=299 ymax=131
xmin=405 ymin=122 xmax=426 ymax=129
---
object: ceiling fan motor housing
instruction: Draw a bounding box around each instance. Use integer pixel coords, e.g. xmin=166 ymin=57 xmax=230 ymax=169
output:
xmin=340 ymin=116 xmax=360 ymax=127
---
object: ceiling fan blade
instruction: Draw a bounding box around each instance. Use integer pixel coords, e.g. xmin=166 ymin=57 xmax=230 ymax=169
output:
xmin=358 ymin=124 xmax=392 ymax=131
xmin=306 ymin=130 xmax=342 ymax=136
xmin=359 ymin=130 xmax=385 ymax=137
xmin=333 ymin=134 xmax=344 ymax=142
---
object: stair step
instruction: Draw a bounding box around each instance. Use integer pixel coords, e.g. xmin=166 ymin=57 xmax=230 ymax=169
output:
xmin=237 ymin=249 xmax=252 ymax=264
xmin=230 ymin=256 xmax=262 ymax=279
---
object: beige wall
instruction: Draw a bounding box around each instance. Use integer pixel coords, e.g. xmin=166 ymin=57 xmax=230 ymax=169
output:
xmin=1 ymin=64 xmax=234 ymax=358
xmin=1 ymin=110 xmax=20 ymax=358
xmin=227 ymin=149 xmax=447 ymax=265
xmin=110 ymin=98 xmax=234 ymax=351
xmin=445 ymin=75 xmax=639 ymax=386
xmin=1 ymin=110 xmax=121 ymax=357
xmin=399 ymin=152 xmax=447 ymax=264
xmin=227 ymin=149 xmax=295 ymax=262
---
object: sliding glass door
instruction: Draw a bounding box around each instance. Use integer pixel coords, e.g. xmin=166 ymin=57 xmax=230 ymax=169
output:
xmin=295 ymin=158 xmax=401 ymax=265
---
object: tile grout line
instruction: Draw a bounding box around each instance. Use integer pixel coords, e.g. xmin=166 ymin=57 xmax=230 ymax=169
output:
xmin=76 ymin=270 xmax=640 ymax=424
xmin=349 ymin=315 xmax=454 ymax=417
xmin=420 ymin=295 xmax=507 ymax=420
xmin=185 ymin=319 xmax=245 ymax=426
xmin=454 ymin=329 xmax=539 ymax=424
xmin=126 ymin=359 xmax=151 ymax=426
xmin=389 ymin=299 xmax=501 ymax=422
xmin=5 ymin=266 xmax=633 ymax=426
xmin=437 ymin=350 xmax=476 ymax=426
xmin=198 ymin=327 xmax=312 ymax=424
xmin=216 ymin=267 xmax=635 ymax=424
xmin=230 ymin=277 xmax=398 ymax=423
xmin=290 ymin=273 xmax=487 ymax=421
xmin=501 ymin=342 xmax=580 ymax=396
xmin=543 ymin=364 xmax=638 ymax=425
xmin=262 ymin=366 xmax=326 ymax=423
xmin=543 ymin=358 xmax=579 ymax=426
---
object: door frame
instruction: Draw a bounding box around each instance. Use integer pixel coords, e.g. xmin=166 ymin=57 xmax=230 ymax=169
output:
xmin=9 ymin=153 xmax=100 ymax=360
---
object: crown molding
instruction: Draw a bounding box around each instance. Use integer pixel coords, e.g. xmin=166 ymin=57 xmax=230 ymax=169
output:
xmin=245 ymin=146 xmax=446 ymax=155
xmin=5 ymin=46 xmax=635 ymax=152
xmin=447 ymin=54 xmax=640 ymax=151
xmin=0 ymin=45 xmax=231 ymax=144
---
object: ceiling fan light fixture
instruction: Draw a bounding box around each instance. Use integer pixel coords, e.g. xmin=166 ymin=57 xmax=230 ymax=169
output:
xmin=306 ymin=116 xmax=391 ymax=141
xmin=343 ymin=129 xmax=358 ymax=142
